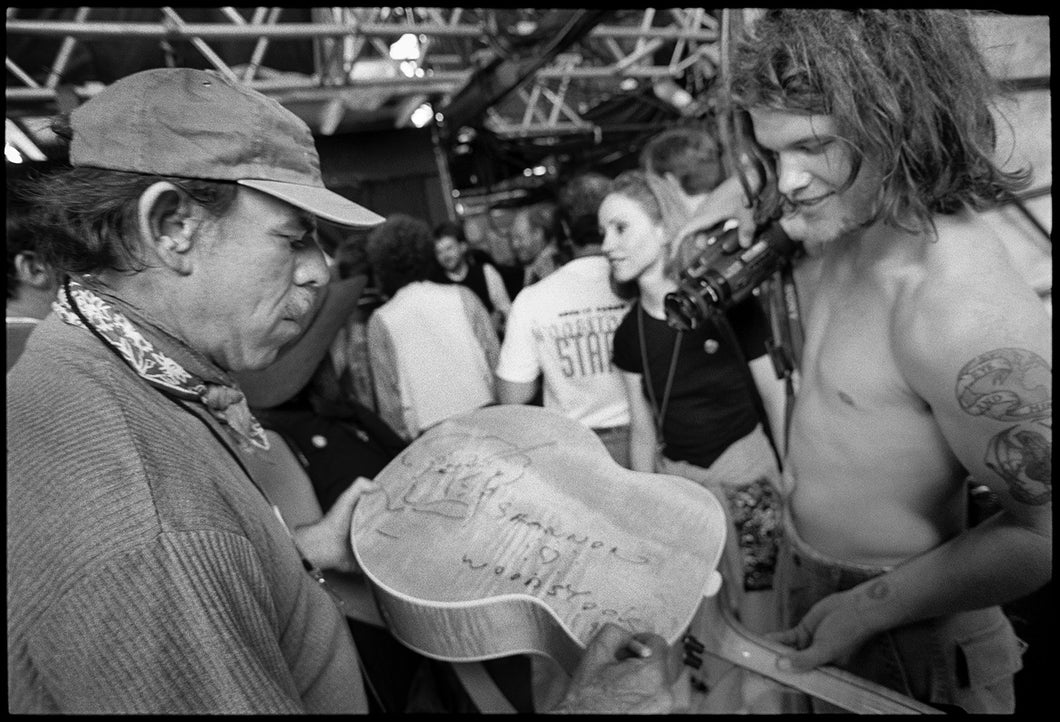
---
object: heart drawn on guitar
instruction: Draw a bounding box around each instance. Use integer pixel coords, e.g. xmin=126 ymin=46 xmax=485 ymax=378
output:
xmin=351 ymin=405 xmax=727 ymax=674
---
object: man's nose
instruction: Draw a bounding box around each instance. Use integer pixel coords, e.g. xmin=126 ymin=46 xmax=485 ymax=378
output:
xmin=295 ymin=242 xmax=330 ymax=288
xmin=774 ymin=154 xmax=812 ymax=198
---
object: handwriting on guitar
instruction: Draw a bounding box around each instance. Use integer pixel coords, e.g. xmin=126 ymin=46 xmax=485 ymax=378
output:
xmin=460 ymin=552 xmax=646 ymax=632
xmin=498 ymin=504 xmax=651 ymax=565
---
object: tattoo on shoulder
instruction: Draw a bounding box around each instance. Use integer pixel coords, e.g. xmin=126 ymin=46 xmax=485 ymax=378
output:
xmin=955 ymin=348 xmax=1052 ymax=506
xmin=985 ymin=426 xmax=1051 ymax=505
xmin=956 ymin=348 xmax=1050 ymax=421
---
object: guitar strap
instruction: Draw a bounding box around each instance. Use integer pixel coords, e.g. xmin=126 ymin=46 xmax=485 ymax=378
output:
xmin=763 ymin=263 xmax=804 ymax=457
xmin=685 ymin=595 xmax=942 ymax=714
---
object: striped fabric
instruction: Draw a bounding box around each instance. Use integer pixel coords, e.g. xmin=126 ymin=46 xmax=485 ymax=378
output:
xmin=7 ymin=312 xmax=367 ymax=713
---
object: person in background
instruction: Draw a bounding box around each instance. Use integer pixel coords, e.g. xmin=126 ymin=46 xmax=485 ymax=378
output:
xmin=637 ymin=126 xmax=791 ymax=710
xmin=509 ymin=201 xmax=565 ymax=287
xmin=601 ymin=170 xmax=785 ymax=702
xmin=496 ymin=171 xmax=632 ymax=468
xmin=640 ymin=125 xmax=725 ymax=216
xmin=6 ymin=188 xmax=61 ymax=371
xmin=432 ymin=219 xmax=511 ymax=336
xmin=365 ymin=213 xmax=499 ymax=441
xmin=683 ymin=9 xmax=1050 ymax=712
xmin=7 ymin=67 xmax=681 ymax=714
xmin=641 ymin=126 xmax=788 ymax=452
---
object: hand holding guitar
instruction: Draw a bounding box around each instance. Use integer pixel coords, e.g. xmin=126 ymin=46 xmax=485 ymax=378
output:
xmin=295 ymin=476 xmax=381 ymax=574
xmin=768 ymin=584 xmax=887 ymax=673
xmin=550 ymin=623 xmax=680 ymax=714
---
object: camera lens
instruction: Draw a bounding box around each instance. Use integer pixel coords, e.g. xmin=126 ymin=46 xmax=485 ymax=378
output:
xmin=664 ymin=291 xmax=702 ymax=332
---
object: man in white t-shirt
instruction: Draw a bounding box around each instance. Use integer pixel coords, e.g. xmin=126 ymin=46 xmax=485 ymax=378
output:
xmin=496 ymin=173 xmax=632 ymax=467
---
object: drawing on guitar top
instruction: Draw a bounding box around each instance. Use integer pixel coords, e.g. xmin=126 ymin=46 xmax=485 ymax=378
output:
xmin=388 ymin=433 xmax=554 ymax=521
xmin=351 ymin=404 xmax=727 ymax=674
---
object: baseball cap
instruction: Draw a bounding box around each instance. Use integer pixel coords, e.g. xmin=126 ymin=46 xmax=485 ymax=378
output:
xmin=69 ymin=67 xmax=383 ymax=228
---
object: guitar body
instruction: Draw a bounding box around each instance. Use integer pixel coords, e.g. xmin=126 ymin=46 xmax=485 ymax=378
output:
xmin=351 ymin=405 xmax=726 ymax=674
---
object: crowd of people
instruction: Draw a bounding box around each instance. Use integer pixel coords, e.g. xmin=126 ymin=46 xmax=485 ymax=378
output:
xmin=7 ymin=9 xmax=1050 ymax=715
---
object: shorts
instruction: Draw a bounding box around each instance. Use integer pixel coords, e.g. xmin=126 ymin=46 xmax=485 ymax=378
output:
xmin=658 ymin=425 xmax=782 ymax=634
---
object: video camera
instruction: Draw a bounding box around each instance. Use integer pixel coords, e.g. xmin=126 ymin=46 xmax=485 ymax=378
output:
xmin=664 ymin=221 xmax=799 ymax=332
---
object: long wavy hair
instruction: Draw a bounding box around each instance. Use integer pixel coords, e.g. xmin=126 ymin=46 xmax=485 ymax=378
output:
xmin=729 ymin=9 xmax=1030 ymax=235
xmin=604 ymin=170 xmax=668 ymax=300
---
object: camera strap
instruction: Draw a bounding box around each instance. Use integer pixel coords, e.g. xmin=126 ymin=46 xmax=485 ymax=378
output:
xmin=637 ymin=302 xmax=683 ymax=454
xmin=763 ymin=263 xmax=805 ymax=456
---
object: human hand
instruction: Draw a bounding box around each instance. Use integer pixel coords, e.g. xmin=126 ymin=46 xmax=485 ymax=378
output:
xmin=766 ymin=585 xmax=885 ymax=672
xmin=675 ymin=154 xmax=766 ymax=251
xmin=550 ymin=623 xmax=681 ymax=714
xmin=294 ymin=476 xmax=380 ymax=574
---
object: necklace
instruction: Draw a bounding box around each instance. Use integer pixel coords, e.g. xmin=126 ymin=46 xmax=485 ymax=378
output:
xmin=637 ymin=302 xmax=683 ymax=455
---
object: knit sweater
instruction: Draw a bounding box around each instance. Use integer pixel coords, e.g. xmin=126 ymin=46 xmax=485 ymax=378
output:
xmin=6 ymin=313 xmax=368 ymax=713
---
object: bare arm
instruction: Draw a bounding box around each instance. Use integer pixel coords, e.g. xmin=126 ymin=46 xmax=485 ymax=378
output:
xmin=483 ymin=263 xmax=512 ymax=316
xmin=494 ymin=291 xmax=541 ymax=406
xmin=621 ymin=371 xmax=658 ymax=473
xmin=235 ymin=275 xmax=368 ymax=408
xmin=497 ymin=377 xmax=539 ymax=406
xmin=460 ymin=286 xmax=501 ymax=377
xmin=366 ymin=314 xmax=414 ymax=441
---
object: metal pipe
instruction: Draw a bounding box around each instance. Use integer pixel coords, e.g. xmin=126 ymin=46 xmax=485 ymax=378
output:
xmin=536 ymin=66 xmax=678 ymax=80
xmin=46 ymin=6 xmax=92 ymax=89
xmin=161 ymin=8 xmax=239 ymax=82
xmin=6 ymin=73 xmax=470 ymax=103
xmin=243 ymin=7 xmax=283 ymax=82
xmin=4 ymin=20 xmax=484 ymax=40
xmin=6 ymin=57 xmax=40 ymax=89
xmin=6 ymin=20 xmax=718 ymax=42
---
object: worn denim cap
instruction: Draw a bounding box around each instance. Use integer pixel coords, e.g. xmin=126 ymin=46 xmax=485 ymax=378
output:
xmin=69 ymin=67 xmax=383 ymax=228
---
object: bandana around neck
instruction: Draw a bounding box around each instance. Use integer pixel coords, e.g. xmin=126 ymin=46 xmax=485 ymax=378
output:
xmin=55 ymin=277 xmax=270 ymax=452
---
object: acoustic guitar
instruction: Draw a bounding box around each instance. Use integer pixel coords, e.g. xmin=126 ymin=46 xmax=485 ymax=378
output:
xmin=351 ymin=404 xmax=726 ymax=675
xmin=351 ymin=405 xmax=939 ymax=714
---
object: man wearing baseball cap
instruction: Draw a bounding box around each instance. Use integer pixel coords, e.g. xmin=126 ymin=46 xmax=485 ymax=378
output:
xmin=7 ymin=68 xmax=679 ymax=713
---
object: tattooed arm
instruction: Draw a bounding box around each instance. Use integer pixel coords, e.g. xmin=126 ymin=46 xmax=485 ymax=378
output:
xmin=771 ymin=231 xmax=1052 ymax=671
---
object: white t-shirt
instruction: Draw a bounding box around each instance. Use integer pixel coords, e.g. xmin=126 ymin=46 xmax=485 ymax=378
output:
xmin=496 ymin=255 xmax=631 ymax=429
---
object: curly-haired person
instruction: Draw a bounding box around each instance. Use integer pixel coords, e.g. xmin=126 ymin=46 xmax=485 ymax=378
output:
xmin=683 ymin=10 xmax=1050 ymax=713
xmin=365 ymin=213 xmax=500 ymax=440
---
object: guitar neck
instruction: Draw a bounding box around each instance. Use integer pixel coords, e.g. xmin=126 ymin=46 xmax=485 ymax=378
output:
xmin=695 ymin=595 xmax=943 ymax=714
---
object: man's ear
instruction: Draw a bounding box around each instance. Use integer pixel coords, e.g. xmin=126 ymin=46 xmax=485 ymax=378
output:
xmin=136 ymin=181 xmax=204 ymax=274
xmin=13 ymin=252 xmax=55 ymax=290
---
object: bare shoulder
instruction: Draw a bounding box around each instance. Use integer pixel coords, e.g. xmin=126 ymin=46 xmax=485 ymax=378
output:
xmin=891 ymin=211 xmax=1051 ymax=395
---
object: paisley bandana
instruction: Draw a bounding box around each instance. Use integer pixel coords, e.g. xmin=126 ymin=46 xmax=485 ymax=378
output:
xmin=55 ymin=277 xmax=270 ymax=452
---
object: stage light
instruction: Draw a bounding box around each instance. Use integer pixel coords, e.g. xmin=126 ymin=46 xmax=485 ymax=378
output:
xmin=410 ymin=103 xmax=434 ymax=128
xmin=6 ymin=142 xmax=25 ymax=164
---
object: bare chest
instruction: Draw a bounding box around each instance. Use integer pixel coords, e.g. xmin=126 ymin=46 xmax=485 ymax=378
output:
xmin=797 ymin=276 xmax=909 ymax=414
